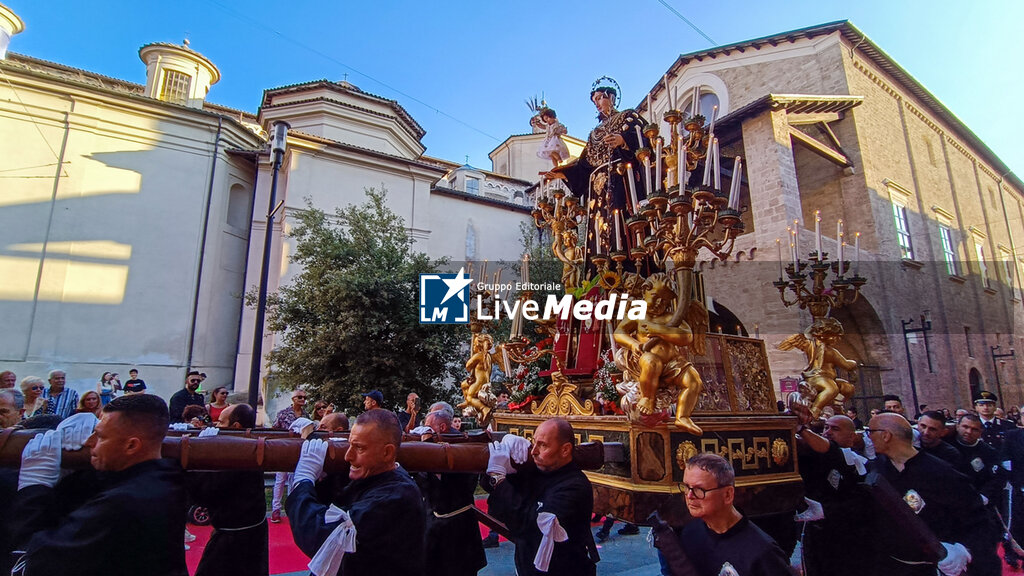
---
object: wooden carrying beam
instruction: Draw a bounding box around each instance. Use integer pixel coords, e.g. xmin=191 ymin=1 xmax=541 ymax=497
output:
xmin=0 ymin=429 xmax=604 ymax=474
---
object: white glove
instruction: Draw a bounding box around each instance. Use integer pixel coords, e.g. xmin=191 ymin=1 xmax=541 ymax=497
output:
xmin=410 ymin=425 xmax=433 ymax=435
xmin=198 ymin=427 xmax=219 ymax=438
xmin=290 ymin=417 xmax=317 ymax=438
xmin=794 ymin=497 xmax=825 ymax=522
xmin=487 ymin=441 xmax=515 ymax=478
xmin=293 ymin=439 xmax=328 ymax=488
xmin=501 ymin=433 xmax=532 ymax=465
xmin=534 ymin=511 xmax=568 ymax=571
xmin=938 ymin=542 xmax=971 ymax=576
xmin=19 ymin=430 xmax=61 ymax=490
xmin=170 ymin=423 xmax=189 ymax=431
xmin=308 ymin=505 xmax=357 ymax=576
xmin=56 ymin=412 xmax=98 ymax=450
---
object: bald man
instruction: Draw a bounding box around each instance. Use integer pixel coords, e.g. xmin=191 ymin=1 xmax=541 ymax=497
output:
xmin=795 ymin=415 xmax=872 ymax=576
xmin=867 ymin=412 xmax=999 ymax=576
xmin=318 ymin=412 xmax=349 ymax=432
xmin=486 ymin=418 xmax=599 ymax=576
xmin=190 ymin=403 xmax=268 ymax=576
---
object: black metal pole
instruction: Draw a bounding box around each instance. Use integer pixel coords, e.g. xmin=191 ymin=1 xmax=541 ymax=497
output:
xmin=247 ymin=149 xmax=283 ymax=409
xmin=902 ymin=319 xmax=920 ymax=417
xmin=992 ymin=346 xmax=1004 ymax=411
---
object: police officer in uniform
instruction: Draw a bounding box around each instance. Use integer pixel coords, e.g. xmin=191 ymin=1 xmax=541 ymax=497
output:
xmin=975 ymin=391 xmax=1013 ymax=450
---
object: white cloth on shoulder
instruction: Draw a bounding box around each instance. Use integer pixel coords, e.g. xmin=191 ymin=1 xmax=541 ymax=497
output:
xmin=533 ymin=511 xmax=568 ymax=572
xmin=308 ymin=505 xmax=357 ymax=576
xmin=840 ymin=447 xmax=868 ymax=475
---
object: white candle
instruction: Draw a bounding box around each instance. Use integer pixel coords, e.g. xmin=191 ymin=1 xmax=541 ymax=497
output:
xmin=481 ymin=260 xmax=488 ymax=284
xmin=702 ymin=144 xmax=713 ymax=186
xmin=836 ymin=219 xmax=843 ymax=247
xmin=728 ymin=156 xmax=742 ymax=210
xmin=619 ymin=210 xmax=628 ymax=249
xmin=794 ymin=220 xmax=800 ymax=253
xmin=596 ymin=213 xmax=604 ymax=253
xmin=655 ymin=138 xmax=663 ymax=192
xmin=663 ymin=75 xmax=672 ymax=110
xmin=614 ymin=210 xmax=622 ymax=251
xmin=495 ymin=269 xmax=502 ymax=287
xmin=776 ymin=238 xmax=783 ymax=279
xmin=712 ymin=139 xmax=721 ymax=191
xmin=647 ymin=95 xmax=653 ymax=124
xmin=854 ymin=232 xmax=860 ymax=276
xmin=673 ymin=87 xmax=679 ymax=112
xmin=644 ymin=158 xmax=653 ymax=197
xmin=691 ymin=86 xmax=699 ymax=117
xmin=679 ymin=141 xmax=688 ymax=190
xmin=626 ymin=163 xmax=639 ymax=213
xmin=815 ymin=211 xmax=822 ymax=257
xmin=839 ymin=237 xmax=846 ymax=276
xmin=635 ymin=125 xmax=644 ymax=150
xmin=709 ymin=105 xmax=718 ymax=136
xmin=791 ymin=240 xmax=798 ymax=269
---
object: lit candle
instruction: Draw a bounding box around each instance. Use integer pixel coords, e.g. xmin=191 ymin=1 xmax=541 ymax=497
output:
xmin=644 ymin=158 xmax=653 ymax=197
xmin=839 ymin=237 xmax=846 ymax=276
xmin=712 ymin=139 xmax=721 ymax=191
xmin=626 ymin=163 xmax=639 ymax=212
xmin=728 ymin=156 xmax=742 ymax=210
xmin=836 ymin=219 xmax=843 ymax=247
xmin=655 ymin=138 xmax=663 ymax=192
xmin=854 ymin=232 xmax=861 ymax=276
xmin=522 ymin=254 xmax=529 ymax=285
xmin=614 ymin=210 xmax=622 ymax=251
xmin=776 ymin=238 xmax=783 ymax=279
xmin=791 ymin=240 xmax=798 ymax=269
xmin=793 ymin=220 xmax=800 ymax=253
xmin=815 ymin=211 xmax=822 ymax=257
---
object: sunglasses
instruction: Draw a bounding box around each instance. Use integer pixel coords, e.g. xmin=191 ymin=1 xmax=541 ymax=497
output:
xmin=188 ymin=379 xmax=200 ymax=384
xmin=294 ymin=396 xmax=307 ymax=400
xmin=30 ymin=385 xmax=44 ymax=391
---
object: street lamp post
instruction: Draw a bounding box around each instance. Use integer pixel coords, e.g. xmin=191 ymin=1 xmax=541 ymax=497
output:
xmin=901 ymin=310 xmax=932 ymax=417
xmin=248 ymin=120 xmax=290 ymax=409
xmin=991 ymin=345 xmax=1016 ymax=410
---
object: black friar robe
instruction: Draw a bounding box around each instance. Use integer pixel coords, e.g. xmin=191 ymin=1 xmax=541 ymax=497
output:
xmin=10 ymin=458 xmax=187 ymax=576
xmin=288 ymin=467 xmax=425 ymax=576
xmin=486 ymin=461 xmax=598 ymax=576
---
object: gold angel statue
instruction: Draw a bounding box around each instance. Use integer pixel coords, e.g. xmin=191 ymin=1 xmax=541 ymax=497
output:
xmin=459 ymin=332 xmax=501 ymax=424
xmin=614 ymin=273 xmax=708 ymax=435
xmin=778 ymin=317 xmax=857 ymax=418
xmin=551 ymin=225 xmax=584 ymax=292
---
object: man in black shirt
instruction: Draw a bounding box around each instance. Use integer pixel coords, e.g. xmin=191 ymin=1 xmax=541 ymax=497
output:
xmin=676 ymin=453 xmax=791 ymax=576
xmin=10 ymin=394 xmax=187 ymax=576
xmin=123 ymin=368 xmax=147 ymax=394
xmin=917 ymin=410 xmax=962 ymax=467
xmin=168 ymin=371 xmax=204 ymax=423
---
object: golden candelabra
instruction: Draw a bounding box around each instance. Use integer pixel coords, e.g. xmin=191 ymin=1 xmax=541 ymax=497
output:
xmin=773 ymin=247 xmax=866 ymax=321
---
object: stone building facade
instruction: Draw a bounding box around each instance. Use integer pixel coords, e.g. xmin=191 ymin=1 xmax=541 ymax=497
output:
xmin=641 ymin=21 xmax=1023 ymax=412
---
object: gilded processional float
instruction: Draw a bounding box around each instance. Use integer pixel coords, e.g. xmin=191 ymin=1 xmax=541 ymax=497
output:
xmin=459 ymin=77 xmax=866 ymax=526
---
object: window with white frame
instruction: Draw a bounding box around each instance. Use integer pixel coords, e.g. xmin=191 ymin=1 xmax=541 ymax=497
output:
xmin=1001 ymin=249 xmax=1015 ymax=294
xmin=939 ymin=225 xmax=958 ymax=276
xmin=887 ymin=181 xmax=914 ymax=260
xmin=159 ymin=70 xmax=191 ymax=105
xmin=465 ymin=177 xmax=480 ymax=195
xmin=975 ymin=241 xmax=990 ymax=288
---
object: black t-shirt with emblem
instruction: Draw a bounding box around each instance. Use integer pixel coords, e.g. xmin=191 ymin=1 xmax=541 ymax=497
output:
xmin=123 ymin=379 xmax=146 ymax=393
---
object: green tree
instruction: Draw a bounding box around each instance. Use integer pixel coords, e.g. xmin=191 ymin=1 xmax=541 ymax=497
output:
xmin=259 ymin=188 xmax=466 ymax=412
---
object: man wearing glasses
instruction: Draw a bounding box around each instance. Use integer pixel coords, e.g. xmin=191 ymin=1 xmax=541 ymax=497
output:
xmin=675 ymin=453 xmax=790 ymax=576
xmin=168 ymin=371 xmax=205 ymax=424
xmin=866 ymin=412 xmax=999 ymax=575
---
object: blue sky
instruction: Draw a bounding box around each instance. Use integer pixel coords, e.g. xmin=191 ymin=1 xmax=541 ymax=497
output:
xmin=8 ymin=0 xmax=1021 ymax=176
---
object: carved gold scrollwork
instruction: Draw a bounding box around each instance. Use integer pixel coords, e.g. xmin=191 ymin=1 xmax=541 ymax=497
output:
xmin=771 ymin=438 xmax=790 ymax=466
xmin=675 ymin=441 xmax=698 ymax=469
xmin=531 ymin=371 xmax=596 ymax=416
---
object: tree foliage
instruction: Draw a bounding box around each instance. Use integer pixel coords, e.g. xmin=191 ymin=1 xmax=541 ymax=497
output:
xmin=260 ymin=188 xmax=466 ymax=412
